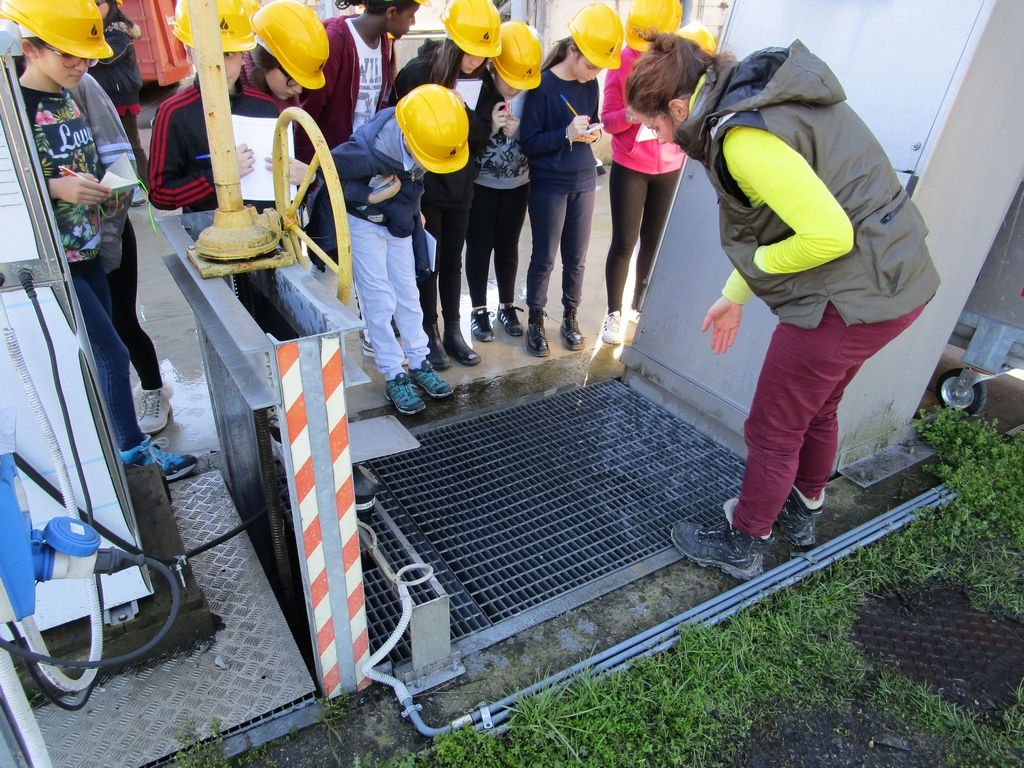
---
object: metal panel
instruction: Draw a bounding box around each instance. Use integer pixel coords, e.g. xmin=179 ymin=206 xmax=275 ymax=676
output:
xmin=963 ymin=180 xmax=1024 ymax=328
xmin=720 ymin=0 xmax=990 ymax=175
xmin=35 ymin=471 xmax=314 ymax=768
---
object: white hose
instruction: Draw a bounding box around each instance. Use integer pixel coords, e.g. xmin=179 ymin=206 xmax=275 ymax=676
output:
xmin=2 ymin=295 xmax=101 ymax=690
xmin=361 ymin=563 xmax=434 ymax=706
xmin=0 ymin=645 xmax=51 ymax=768
xmin=16 ymin=615 xmax=96 ymax=693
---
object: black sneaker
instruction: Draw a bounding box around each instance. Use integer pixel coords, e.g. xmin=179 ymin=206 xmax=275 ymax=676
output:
xmin=560 ymin=307 xmax=584 ymax=351
xmin=497 ymin=305 xmax=523 ymax=336
xmin=670 ymin=519 xmax=770 ymax=580
xmin=470 ymin=308 xmax=495 ymax=342
xmin=776 ymin=488 xmax=823 ymax=546
xmin=526 ymin=308 xmax=548 ymax=357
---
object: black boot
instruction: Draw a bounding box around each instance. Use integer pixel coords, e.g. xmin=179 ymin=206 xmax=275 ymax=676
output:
xmin=497 ymin=304 xmax=523 ymax=336
xmin=526 ymin=308 xmax=549 ymax=357
xmin=560 ymin=307 xmax=585 ymax=351
xmin=775 ymin=488 xmax=823 ymax=546
xmin=423 ymin=323 xmax=451 ymax=370
xmin=670 ymin=519 xmax=770 ymax=580
xmin=470 ymin=308 xmax=495 ymax=342
xmin=443 ymin=323 xmax=481 ymax=366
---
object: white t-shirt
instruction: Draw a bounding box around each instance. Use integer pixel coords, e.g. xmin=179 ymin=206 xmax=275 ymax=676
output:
xmin=347 ymin=18 xmax=383 ymax=132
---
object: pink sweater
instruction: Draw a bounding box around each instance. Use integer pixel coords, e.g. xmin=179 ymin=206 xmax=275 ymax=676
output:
xmin=601 ymin=45 xmax=685 ymax=175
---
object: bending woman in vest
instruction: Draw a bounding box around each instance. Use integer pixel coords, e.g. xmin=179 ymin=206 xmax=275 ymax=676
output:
xmin=625 ymin=35 xmax=939 ymax=580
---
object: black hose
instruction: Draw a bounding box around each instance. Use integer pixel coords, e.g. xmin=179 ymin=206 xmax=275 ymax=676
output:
xmin=13 ymin=452 xmax=266 ymax=566
xmin=10 ymin=623 xmax=96 ymax=712
xmin=0 ymin=556 xmax=180 ymax=670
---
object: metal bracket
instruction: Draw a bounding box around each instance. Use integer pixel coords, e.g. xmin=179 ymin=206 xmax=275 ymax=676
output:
xmin=103 ymin=600 xmax=139 ymax=627
xmin=478 ymin=703 xmax=494 ymax=730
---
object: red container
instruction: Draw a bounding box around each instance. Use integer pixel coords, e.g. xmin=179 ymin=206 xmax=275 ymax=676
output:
xmin=121 ymin=0 xmax=193 ymax=86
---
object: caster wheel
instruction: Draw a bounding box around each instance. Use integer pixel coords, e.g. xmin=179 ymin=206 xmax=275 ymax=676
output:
xmin=936 ymin=368 xmax=988 ymax=415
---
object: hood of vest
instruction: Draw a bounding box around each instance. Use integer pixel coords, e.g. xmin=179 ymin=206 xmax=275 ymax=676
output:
xmin=674 ymin=40 xmax=846 ymax=164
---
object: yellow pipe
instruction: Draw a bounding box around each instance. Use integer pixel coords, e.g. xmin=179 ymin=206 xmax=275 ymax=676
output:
xmin=187 ymin=0 xmax=244 ymax=213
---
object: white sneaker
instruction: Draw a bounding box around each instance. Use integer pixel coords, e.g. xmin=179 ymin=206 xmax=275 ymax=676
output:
xmin=134 ymin=384 xmax=172 ymax=435
xmin=361 ymin=329 xmax=375 ymax=357
xmin=602 ymin=311 xmax=623 ymax=345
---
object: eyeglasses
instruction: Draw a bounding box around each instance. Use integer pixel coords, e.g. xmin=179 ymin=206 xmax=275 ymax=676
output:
xmin=40 ymin=43 xmax=98 ymax=69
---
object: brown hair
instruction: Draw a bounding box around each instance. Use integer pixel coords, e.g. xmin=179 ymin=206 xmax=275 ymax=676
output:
xmin=250 ymin=44 xmax=284 ymax=94
xmin=625 ymin=33 xmax=732 ymax=117
xmin=428 ymin=38 xmax=468 ymax=89
xmin=540 ymin=37 xmax=578 ymax=72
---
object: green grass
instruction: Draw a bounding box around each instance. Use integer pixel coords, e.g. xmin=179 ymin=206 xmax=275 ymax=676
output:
xmin=404 ymin=410 xmax=1024 ymax=767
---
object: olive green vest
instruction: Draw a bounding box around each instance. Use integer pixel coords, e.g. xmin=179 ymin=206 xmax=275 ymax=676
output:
xmin=679 ymin=41 xmax=939 ymax=328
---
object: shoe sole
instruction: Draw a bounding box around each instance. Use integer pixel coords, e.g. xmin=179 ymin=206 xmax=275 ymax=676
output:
xmin=560 ymin=331 xmax=585 ymax=351
xmin=602 ymin=333 xmax=624 ymax=345
xmin=385 ymin=390 xmax=426 ymax=414
xmin=410 ymin=380 xmax=452 ymax=399
xmin=472 ymin=333 xmax=495 ymax=342
xmin=778 ymin=528 xmax=816 ymax=547
xmin=444 ymin=348 xmax=481 ymax=366
xmin=526 ymin=344 xmax=549 ymax=357
xmin=165 ymin=460 xmax=198 ymax=482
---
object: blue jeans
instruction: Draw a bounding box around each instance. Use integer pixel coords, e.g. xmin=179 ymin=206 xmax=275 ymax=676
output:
xmin=525 ymin=187 xmax=596 ymax=311
xmin=71 ymin=260 xmax=146 ymax=452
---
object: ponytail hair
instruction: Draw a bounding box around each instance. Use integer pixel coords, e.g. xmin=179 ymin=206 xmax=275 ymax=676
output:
xmin=540 ymin=37 xmax=577 ymax=72
xmin=625 ymin=32 xmax=733 ymax=117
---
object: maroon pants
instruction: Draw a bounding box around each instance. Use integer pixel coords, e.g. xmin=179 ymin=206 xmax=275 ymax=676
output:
xmin=732 ymin=302 xmax=926 ymax=538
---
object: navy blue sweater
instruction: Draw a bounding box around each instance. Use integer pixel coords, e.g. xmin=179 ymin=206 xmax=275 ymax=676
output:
xmin=519 ymin=70 xmax=599 ymax=194
xmin=315 ymin=108 xmax=430 ymax=280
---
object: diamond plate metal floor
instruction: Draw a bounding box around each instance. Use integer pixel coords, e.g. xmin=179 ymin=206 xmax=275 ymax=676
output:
xmin=366 ymin=379 xmax=745 ymax=662
xmin=36 ymin=471 xmax=315 ymax=768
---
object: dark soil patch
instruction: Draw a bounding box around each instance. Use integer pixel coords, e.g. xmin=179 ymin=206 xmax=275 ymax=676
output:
xmin=736 ymin=704 xmax=945 ymax=768
xmin=853 ymin=589 xmax=1024 ymax=711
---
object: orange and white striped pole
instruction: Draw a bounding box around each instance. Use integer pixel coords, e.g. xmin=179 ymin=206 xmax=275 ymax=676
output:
xmin=276 ymin=334 xmax=369 ymax=695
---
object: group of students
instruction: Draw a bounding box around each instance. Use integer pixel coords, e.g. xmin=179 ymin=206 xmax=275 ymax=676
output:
xmin=144 ymin=0 xmax=709 ymax=415
xmin=0 ymin=0 xmax=707 ymax=469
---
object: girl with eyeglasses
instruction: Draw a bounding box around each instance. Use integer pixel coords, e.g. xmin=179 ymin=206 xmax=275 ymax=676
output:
xmin=1 ymin=0 xmax=198 ymax=480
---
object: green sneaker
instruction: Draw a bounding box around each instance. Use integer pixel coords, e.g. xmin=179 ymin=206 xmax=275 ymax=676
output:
xmin=409 ymin=361 xmax=452 ymax=399
xmin=385 ymin=373 xmax=425 ymax=414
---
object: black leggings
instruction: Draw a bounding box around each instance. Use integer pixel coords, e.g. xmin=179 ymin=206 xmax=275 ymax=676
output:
xmin=605 ymin=161 xmax=680 ymax=314
xmin=419 ymin=206 xmax=472 ymax=326
xmin=106 ymin=217 xmax=162 ymax=391
xmin=465 ymin=183 xmax=530 ymax=307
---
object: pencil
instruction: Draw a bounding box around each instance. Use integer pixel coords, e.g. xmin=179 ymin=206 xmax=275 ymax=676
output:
xmin=560 ymin=95 xmax=578 ymax=117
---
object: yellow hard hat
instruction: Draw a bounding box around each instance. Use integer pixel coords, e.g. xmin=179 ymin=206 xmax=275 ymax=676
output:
xmin=0 ymin=0 xmax=113 ymax=59
xmin=172 ymin=0 xmax=257 ymax=52
xmin=395 ymin=84 xmax=469 ymax=175
xmin=567 ymin=3 xmax=623 ymax=70
xmin=676 ymin=20 xmax=716 ymax=54
xmin=440 ymin=0 xmax=500 ymax=59
xmin=252 ymin=0 xmax=328 ymax=90
xmin=625 ymin=0 xmax=681 ymax=51
xmin=492 ymin=21 xmax=541 ymax=90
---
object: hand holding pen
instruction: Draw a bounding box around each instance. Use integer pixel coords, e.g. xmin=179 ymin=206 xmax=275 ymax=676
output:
xmin=368 ymin=174 xmax=401 ymax=204
xmin=52 ymin=167 xmax=111 ymax=206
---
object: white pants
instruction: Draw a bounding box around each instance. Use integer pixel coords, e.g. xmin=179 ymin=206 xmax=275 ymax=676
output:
xmin=348 ymin=215 xmax=429 ymax=380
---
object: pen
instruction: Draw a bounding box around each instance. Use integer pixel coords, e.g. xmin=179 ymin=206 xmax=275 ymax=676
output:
xmin=59 ymin=166 xmax=85 ymax=178
xmin=371 ymin=180 xmax=394 ymax=195
xmin=560 ymin=95 xmax=578 ymax=117
xmin=196 ymin=154 xmax=211 ymax=161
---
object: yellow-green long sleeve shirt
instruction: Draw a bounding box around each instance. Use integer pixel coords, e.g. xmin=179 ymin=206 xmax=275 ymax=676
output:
xmin=718 ymin=126 xmax=854 ymax=304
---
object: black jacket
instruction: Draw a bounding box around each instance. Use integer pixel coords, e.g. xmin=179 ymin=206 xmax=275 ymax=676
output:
xmin=149 ymin=81 xmax=279 ymax=212
xmin=394 ymin=39 xmax=500 ymax=210
xmin=89 ymin=22 xmax=142 ymax=109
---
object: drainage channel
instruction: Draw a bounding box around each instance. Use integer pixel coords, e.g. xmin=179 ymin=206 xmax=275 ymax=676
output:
xmin=362 ymin=378 xmax=747 ymax=664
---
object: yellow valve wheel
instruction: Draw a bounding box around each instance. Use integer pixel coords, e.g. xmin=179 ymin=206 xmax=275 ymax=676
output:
xmin=272 ymin=108 xmax=353 ymax=305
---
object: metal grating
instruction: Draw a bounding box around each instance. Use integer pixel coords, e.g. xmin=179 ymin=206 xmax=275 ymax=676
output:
xmin=369 ymin=380 xmax=744 ymax=627
xmin=854 ymin=589 xmax=1024 ymax=710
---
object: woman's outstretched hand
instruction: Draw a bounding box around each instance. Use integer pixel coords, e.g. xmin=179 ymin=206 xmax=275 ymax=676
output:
xmin=701 ymin=296 xmax=744 ymax=355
